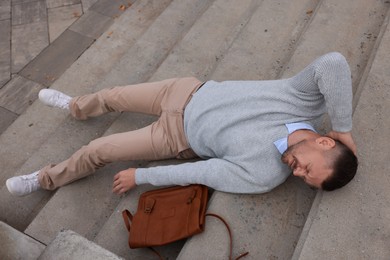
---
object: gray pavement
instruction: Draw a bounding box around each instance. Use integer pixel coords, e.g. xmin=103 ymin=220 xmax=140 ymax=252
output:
xmin=0 ymin=0 xmax=389 ymax=259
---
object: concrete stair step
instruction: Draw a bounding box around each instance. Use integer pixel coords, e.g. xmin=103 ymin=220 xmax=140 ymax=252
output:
xmin=0 ymin=0 xmax=174 ymax=230
xmin=0 ymin=221 xmax=45 ymax=260
xmin=292 ymin=8 xmax=390 ymax=260
xmin=178 ymin=0 xmax=390 ymax=259
xmin=38 ymin=230 xmax=123 ymax=260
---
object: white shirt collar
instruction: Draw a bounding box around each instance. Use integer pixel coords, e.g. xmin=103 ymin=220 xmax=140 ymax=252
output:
xmin=273 ymin=122 xmax=316 ymax=154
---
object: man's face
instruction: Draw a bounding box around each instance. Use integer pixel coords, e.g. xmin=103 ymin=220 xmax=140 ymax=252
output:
xmin=281 ymin=139 xmax=333 ymax=188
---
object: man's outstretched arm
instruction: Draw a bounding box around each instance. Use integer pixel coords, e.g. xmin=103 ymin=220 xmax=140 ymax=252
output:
xmin=112 ymin=157 xmax=284 ymax=195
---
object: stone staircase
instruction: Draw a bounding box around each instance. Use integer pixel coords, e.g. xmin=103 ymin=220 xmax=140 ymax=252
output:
xmin=1 ymin=0 xmax=389 ymax=259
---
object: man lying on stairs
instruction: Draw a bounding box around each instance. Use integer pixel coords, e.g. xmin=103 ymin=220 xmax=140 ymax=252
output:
xmin=6 ymin=52 xmax=358 ymax=196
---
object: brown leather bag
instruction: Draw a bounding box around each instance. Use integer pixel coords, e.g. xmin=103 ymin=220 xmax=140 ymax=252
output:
xmin=122 ymin=185 xmax=208 ymax=248
xmin=122 ymin=184 xmax=248 ymax=259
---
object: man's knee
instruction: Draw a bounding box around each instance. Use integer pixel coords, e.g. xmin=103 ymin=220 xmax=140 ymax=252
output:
xmin=83 ymin=139 xmax=116 ymax=166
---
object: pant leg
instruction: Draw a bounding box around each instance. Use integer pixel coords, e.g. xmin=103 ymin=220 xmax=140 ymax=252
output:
xmin=39 ymin=122 xmax=170 ymax=190
xmin=70 ymin=77 xmax=202 ymax=120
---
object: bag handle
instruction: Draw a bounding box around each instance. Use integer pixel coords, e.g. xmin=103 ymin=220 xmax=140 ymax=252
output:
xmin=206 ymin=213 xmax=249 ymax=260
xmin=122 ymin=210 xmax=133 ymax=232
xmin=122 ymin=210 xmax=164 ymax=260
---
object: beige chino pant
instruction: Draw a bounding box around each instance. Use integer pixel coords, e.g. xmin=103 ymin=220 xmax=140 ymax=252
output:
xmin=38 ymin=77 xmax=203 ymax=190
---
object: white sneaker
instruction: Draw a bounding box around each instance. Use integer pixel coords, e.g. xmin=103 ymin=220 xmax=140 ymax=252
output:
xmin=6 ymin=171 xmax=42 ymax=196
xmin=39 ymin=89 xmax=71 ymax=110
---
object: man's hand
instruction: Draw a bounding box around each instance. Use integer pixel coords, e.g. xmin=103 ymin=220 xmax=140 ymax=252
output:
xmin=326 ymin=131 xmax=357 ymax=155
xmin=113 ymin=168 xmax=137 ymax=195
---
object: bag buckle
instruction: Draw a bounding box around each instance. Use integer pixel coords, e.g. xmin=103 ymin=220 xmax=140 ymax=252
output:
xmin=187 ymin=189 xmax=197 ymax=204
xmin=144 ymin=198 xmax=156 ymax=214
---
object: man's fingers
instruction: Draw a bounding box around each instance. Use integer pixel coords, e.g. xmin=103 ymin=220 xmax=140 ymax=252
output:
xmin=112 ymin=168 xmax=137 ymax=195
xmin=113 ymin=185 xmax=127 ymax=195
xmin=113 ymin=178 xmax=121 ymax=187
xmin=113 ymin=172 xmax=121 ymax=181
xmin=112 ymin=181 xmax=121 ymax=192
xmin=112 ymin=174 xmax=123 ymax=194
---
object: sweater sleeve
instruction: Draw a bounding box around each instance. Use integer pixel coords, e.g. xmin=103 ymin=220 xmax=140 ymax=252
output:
xmin=291 ymin=52 xmax=353 ymax=132
xmin=135 ymin=159 xmax=276 ymax=194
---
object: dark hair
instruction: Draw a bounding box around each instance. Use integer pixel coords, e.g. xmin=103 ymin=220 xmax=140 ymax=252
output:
xmin=322 ymin=140 xmax=358 ymax=191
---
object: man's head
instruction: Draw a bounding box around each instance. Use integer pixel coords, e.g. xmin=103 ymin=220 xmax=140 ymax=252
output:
xmin=281 ymin=136 xmax=358 ymax=190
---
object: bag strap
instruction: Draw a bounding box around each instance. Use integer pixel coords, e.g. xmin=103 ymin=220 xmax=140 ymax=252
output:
xmin=122 ymin=210 xmax=248 ymax=260
xmin=206 ymin=213 xmax=249 ymax=260
xmin=122 ymin=210 xmax=164 ymax=260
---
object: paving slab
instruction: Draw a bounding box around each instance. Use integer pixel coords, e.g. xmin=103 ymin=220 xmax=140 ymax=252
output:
xmin=11 ymin=21 xmax=49 ymax=73
xmin=0 ymin=75 xmax=43 ymax=114
xmin=0 ymin=221 xmax=45 ymax=260
xmin=0 ymin=19 xmax=10 ymax=87
xmin=294 ymin=12 xmax=390 ymax=260
xmin=11 ymin=0 xmax=47 ymax=25
xmin=20 ymin=29 xmax=94 ymax=86
xmin=48 ymin=3 xmax=82 ymax=42
xmin=38 ymin=230 xmax=123 ymax=260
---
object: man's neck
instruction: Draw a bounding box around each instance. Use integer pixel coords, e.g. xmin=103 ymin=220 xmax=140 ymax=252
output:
xmin=288 ymin=129 xmax=319 ymax=147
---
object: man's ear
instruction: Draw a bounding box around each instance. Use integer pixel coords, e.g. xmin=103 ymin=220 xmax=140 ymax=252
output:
xmin=315 ymin=136 xmax=336 ymax=150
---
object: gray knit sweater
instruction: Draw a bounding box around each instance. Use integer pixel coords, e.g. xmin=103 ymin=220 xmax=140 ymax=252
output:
xmin=136 ymin=52 xmax=353 ymax=194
